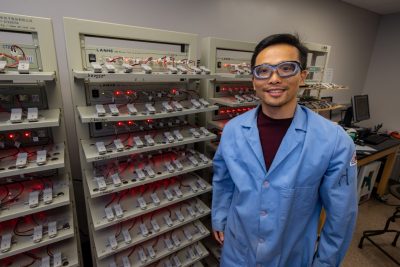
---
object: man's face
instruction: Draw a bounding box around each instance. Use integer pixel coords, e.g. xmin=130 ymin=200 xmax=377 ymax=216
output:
xmin=253 ymin=44 xmax=307 ymax=109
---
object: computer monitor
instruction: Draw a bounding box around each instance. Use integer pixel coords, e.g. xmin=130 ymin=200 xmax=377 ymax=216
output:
xmin=341 ymin=94 xmax=370 ymax=127
xmin=352 ymin=95 xmax=370 ymax=123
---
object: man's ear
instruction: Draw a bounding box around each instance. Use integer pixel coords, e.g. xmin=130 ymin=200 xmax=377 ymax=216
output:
xmin=300 ymin=70 xmax=308 ymax=85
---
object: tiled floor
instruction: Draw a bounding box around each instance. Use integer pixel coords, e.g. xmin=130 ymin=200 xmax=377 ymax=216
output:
xmin=342 ymin=195 xmax=400 ymax=267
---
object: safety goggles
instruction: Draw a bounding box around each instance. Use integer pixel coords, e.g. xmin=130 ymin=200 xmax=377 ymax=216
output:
xmin=252 ymin=61 xmax=302 ymax=79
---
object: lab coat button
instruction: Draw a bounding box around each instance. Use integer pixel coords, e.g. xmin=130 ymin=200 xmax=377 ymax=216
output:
xmin=260 ymin=210 xmax=267 ymax=216
xmin=263 ymin=181 xmax=270 ymax=188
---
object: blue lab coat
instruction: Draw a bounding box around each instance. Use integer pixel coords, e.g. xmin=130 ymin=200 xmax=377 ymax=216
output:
xmin=212 ymin=105 xmax=358 ymax=267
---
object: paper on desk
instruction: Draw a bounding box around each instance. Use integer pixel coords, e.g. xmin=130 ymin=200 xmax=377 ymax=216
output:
xmin=356 ymin=145 xmax=377 ymax=152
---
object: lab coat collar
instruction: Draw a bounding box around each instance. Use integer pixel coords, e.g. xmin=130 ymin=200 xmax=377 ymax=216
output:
xmin=240 ymin=104 xmax=307 ymax=131
xmin=240 ymin=105 xmax=307 ymax=175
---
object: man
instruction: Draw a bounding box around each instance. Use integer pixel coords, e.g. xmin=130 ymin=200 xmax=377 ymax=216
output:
xmin=211 ymin=34 xmax=358 ymax=267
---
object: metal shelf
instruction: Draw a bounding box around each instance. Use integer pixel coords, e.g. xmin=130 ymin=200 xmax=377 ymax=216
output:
xmin=0 ymin=175 xmax=70 ymax=222
xmin=209 ymin=97 xmax=258 ymax=107
xmin=191 ymin=261 xmax=205 ymax=267
xmin=311 ymin=104 xmax=345 ymax=113
xmin=304 ymin=80 xmax=320 ymax=85
xmin=0 ymin=71 xmax=55 ymax=83
xmin=0 ymin=109 xmax=60 ymax=131
xmin=0 ymin=143 xmax=65 ymax=179
xmin=307 ymin=66 xmax=324 ymax=73
xmin=300 ymin=85 xmax=349 ymax=91
xmin=73 ymin=71 xmax=216 ymax=83
xmin=81 ymin=130 xmax=217 ymax=163
xmin=0 ymin=207 xmax=75 ymax=260
xmin=208 ymin=120 xmax=228 ymax=131
xmin=86 ymin=153 xmax=212 ymax=198
xmin=216 ymin=73 xmax=252 ymax=80
xmin=88 ymin=174 xmax=212 ymax=230
xmin=98 ymin=226 xmax=210 ymax=267
xmin=0 ymin=238 xmax=79 ymax=267
xmin=93 ymin=199 xmax=210 ymax=259
xmin=77 ymin=105 xmax=218 ymax=123
xmin=155 ymin=243 xmax=208 ymax=267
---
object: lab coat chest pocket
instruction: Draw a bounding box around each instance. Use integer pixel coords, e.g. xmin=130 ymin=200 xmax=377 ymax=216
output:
xmin=278 ymin=185 xmax=319 ymax=222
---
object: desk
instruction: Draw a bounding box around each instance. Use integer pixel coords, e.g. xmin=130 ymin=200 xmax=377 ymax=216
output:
xmin=318 ymin=138 xmax=400 ymax=233
xmin=356 ymin=138 xmax=400 ymax=197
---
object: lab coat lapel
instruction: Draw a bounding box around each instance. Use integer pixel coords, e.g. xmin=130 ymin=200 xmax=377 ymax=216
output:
xmin=240 ymin=106 xmax=267 ymax=174
xmin=267 ymin=105 xmax=307 ymax=175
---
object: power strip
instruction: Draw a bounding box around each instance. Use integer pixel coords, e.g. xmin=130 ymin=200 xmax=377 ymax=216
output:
xmin=0 ymin=128 xmax=53 ymax=149
xmin=0 ymin=85 xmax=47 ymax=110
xmin=88 ymin=116 xmax=188 ymax=138
xmin=86 ymin=83 xmax=186 ymax=105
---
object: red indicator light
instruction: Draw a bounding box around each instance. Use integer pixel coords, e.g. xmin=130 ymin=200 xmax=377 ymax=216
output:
xmin=117 ymin=121 xmax=124 ymax=127
xmin=127 ymin=120 xmax=134 ymax=126
xmin=125 ymin=90 xmax=135 ymax=95
xmin=139 ymin=186 xmax=145 ymax=194
xmin=32 ymin=184 xmax=44 ymax=191
xmin=23 ymin=132 xmax=31 ymax=138
xmin=114 ymin=90 xmax=123 ymax=96
xmin=8 ymin=133 xmax=15 ymax=139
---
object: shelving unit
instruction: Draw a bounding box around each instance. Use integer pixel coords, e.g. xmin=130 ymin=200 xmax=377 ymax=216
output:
xmin=64 ymin=17 xmax=214 ymax=266
xmin=0 ymin=12 xmax=80 ymax=266
xmin=201 ymin=37 xmax=257 ymax=153
xmin=300 ymin=42 xmax=347 ymax=114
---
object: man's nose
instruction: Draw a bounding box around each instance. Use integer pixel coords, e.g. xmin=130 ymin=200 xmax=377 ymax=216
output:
xmin=268 ymin=70 xmax=282 ymax=84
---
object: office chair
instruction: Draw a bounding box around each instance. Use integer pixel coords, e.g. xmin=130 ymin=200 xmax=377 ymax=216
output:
xmin=358 ymin=184 xmax=400 ymax=265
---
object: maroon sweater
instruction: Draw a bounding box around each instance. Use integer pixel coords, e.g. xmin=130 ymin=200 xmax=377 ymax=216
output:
xmin=257 ymin=109 xmax=293 ymax=170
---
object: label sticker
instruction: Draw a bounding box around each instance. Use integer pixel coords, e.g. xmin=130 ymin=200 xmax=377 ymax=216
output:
xmin=350 ymin=151 xmax=357 ymax=166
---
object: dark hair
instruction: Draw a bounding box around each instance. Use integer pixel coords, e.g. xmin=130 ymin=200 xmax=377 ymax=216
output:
xmin=251 ymin=33 xmax=308 ymax=70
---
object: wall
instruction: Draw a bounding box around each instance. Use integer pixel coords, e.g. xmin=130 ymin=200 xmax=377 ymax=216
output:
xmin=1 ymin=0 xmax=380 ymax=178
xmin=361 ymin=12 xmax=400 ymax=132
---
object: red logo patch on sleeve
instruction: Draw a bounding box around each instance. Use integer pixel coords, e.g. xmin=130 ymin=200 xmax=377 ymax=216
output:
xmin=350 ymin=151 xmax=357 ymax=166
